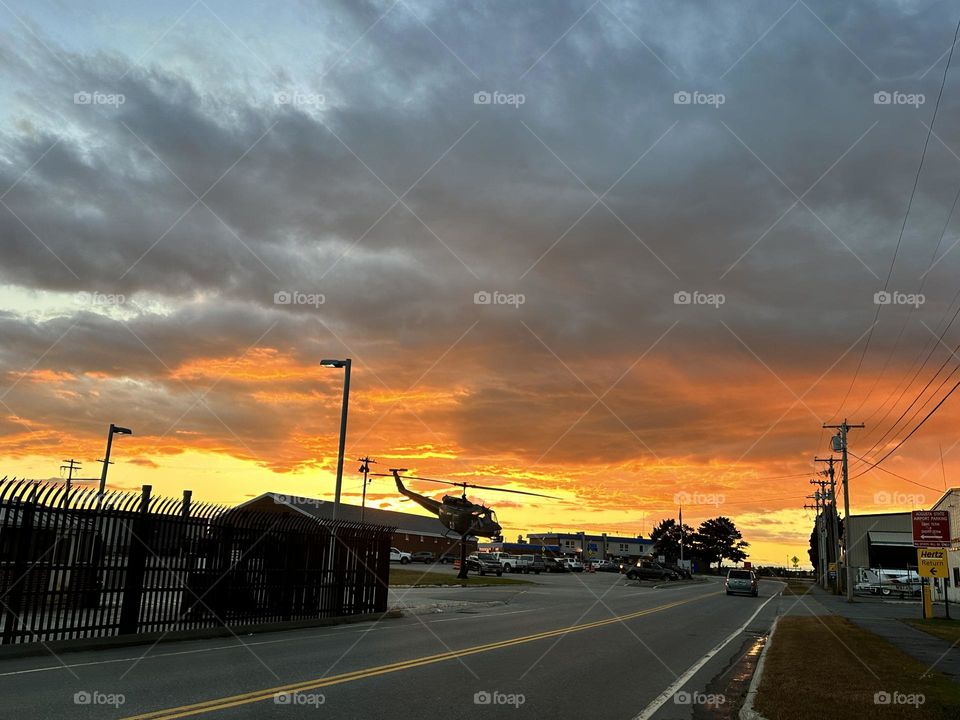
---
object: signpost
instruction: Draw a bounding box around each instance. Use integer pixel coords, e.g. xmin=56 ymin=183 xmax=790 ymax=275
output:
xmin=911 ymin=511 xmax=950 ymax=548
xmin=912 ymin=511 xmax=952 ymax=620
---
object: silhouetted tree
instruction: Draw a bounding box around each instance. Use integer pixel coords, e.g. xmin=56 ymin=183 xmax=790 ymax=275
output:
xmin=650 ymin=518 xmax=696 ymax=562
xmin=693 ymin=517 xmax=749 ymax=569
xmin=808 ymin=525 xmax=819 ymax=570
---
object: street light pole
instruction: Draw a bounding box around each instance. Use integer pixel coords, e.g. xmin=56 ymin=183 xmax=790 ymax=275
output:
xmin=98 ymin=423 xmax=132 ymax=499
xmin=321 ymin=359 xmax=352 ymax=520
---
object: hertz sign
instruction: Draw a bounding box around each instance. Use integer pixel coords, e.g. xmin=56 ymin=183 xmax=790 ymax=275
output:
xmin=918 ymin=548 xmax=948 ymax=578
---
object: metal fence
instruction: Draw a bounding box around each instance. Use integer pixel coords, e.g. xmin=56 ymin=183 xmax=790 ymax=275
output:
xmin=0 ymin=478 xmax=393 ymax=645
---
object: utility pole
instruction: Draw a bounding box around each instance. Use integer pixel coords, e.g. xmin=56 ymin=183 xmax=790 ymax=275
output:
xmin=809 ymin=478 xmax=830 ymax=588
xmin=823 ymin=420 xmax=864 ymax=603
xmin=60 ymin=458 xmax=81 ymax=498
xmin=805 ymin=480 xmax=828 ymax=588
xmin=357 ymin=456 xmax=377 ymax=523
xmin=815 ymin=456 xmax=842 ymax=595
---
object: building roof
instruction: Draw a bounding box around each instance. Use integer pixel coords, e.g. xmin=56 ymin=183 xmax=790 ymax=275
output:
xmin=932 ymin=487 xmax=960 ymax=510
xmin=527 ymin=532 xmax=651 ymax=543
xmin=233 ymin=492 xmax=461 ymax=538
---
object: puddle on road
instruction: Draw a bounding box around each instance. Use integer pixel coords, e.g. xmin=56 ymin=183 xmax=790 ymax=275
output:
xmin=693 ymin=632 xmax=767 ymax=720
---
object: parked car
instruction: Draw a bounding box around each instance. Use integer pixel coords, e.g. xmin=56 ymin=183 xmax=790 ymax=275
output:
xmin=626 ymin=560 xmax=678 ymax=582
xmin=437 ymin=552 xmax=458 ymax=564
xmin=467 ymin=553 xmax=503 ymax=576
xmin=594 ymin=560 xmax=620 ymax=573
xmin=514 ymin=554 xmax=545 ymax=575
xmin=544 ymin=557 xmax=570 ymax=573
xmin=390 ymin=547 xmax=412 ymax=564
xmin=665 ymin=563 xmax=692 ymax=579
xmin=725 ymin=569 xmax=758 ymax=597
xmin=565 ymin=558 xmax=584 ymax=572
xmin=410 ymin=551 xmax=435 ymax=564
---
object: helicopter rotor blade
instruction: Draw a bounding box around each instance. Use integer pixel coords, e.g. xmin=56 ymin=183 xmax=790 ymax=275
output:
xmin=369 ymin=472 xmax=463 ymax=488
xmin=460 ymin=484 xmax=560 ymax=499
xmin=370 ymin=472 xmax=559 ymax=499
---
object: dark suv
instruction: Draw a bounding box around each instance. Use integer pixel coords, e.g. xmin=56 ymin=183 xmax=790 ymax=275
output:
xmin=467 ymin=553 xmax=503 ymax=576
xmin=625 ymin=560 xmax=678 ymax=581
xmin=544 ymin=557 xmax=570 ymax=573
xmin=410 ymin=551 xmax=435 ymax=564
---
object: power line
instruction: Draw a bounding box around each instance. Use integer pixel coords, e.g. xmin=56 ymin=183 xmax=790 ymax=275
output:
xmin=853 ymin=375 xmax=960 ymax=475
xmin=832 ymin=12 xmax=960 ymax=420
xmin=846 ymin=450 xmax=942 ymax=492
xmin=850 ymin=318 xmax=960 ymax=471
xmin=859 ymin=329 xmax=960 ymax=468
xmin=851 ymin=180 xmax=960 ymax=424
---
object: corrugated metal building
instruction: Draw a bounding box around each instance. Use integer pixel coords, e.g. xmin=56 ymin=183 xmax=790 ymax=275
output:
xmin=845 ymin=512 xmax=913 ymax=570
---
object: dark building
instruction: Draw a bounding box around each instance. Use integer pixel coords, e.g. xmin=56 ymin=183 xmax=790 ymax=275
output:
xmin=233 ymin=493 xmax=477 ymax=559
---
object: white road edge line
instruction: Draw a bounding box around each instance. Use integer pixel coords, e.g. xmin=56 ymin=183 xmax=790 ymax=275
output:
xmin=632 ymin=588 xmax=783 ymax=720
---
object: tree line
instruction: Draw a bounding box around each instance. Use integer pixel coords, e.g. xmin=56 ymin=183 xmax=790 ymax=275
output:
xmin=649 ymin=516 xmax=749 ymax=569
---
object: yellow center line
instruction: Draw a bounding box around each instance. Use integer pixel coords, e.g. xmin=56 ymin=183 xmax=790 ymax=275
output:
xmin=124 ymin=591 xmax=720 ymax=720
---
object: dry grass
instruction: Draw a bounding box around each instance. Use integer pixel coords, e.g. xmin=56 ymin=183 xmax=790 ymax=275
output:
xmin=780 ymin=578 xmax=816 ymax=596
xmin=755 ymin=615 xmax=960 ymax=719
xmin=904 ymin=618 xmax=960 ymax=645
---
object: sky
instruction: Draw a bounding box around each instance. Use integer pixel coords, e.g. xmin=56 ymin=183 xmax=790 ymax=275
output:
xmin=3 ymin=0 xmax=960 ymax=566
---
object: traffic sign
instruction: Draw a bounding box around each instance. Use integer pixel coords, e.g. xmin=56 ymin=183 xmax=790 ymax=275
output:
xmin=918 ymin=548 xmax=948 ymax=578
xmin=912 ymin=510 xmax=951 ymax=548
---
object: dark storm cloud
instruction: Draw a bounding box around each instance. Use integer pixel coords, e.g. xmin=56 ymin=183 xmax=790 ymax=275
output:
xmin=3 ymin=0 xmax=960 ymax=467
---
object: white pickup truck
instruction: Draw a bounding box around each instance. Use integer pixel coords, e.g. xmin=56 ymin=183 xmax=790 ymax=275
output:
xmin=389 ymin=547 xmax=412 ymax=564
xmin=512 ymin=554 xmax=545 ymax=574
xmin=482 ymin=552 xmax=545 ymax=574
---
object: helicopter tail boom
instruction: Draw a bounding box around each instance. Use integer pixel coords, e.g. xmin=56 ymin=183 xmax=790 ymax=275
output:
xmin=391 ymin=469 xmax=443 ymax=514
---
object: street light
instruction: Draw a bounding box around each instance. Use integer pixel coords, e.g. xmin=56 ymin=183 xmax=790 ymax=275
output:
xmin=321 ymin=358 xmax=351 ymax=519
xmin=98 ymin=423 xmax=132 ymax=497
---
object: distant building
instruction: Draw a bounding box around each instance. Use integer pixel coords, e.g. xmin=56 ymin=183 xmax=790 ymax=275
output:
xmin=477 ymin=541 xmax=562 ymax=556
xmin=931 ymin=488 xmax=960 ymax=603
xmin=524 ymin=532 xmax=654 ymax=560
xmin=232 ymin=493 xmax=477 ymax=558
xmin=844 ymin=512 xmax=914 ymax=571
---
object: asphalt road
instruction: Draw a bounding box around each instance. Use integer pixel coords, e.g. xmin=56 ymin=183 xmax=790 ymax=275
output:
xmin=0 ymin=571 xmax=784 ymax=720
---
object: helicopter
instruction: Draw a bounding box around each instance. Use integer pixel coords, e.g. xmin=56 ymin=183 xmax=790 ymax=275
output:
xmin=372 ymin=468 xmax=558 ymax=579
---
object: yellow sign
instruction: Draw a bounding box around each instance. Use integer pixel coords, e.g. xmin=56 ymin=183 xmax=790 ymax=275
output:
xmin=918 ymin=548 xmax=948 ymax=578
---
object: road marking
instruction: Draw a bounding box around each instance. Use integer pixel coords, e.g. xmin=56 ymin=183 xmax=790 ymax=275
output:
xmin=632 ymin=588 xmax=783 ymax=720
xmin=0 ymin=608 xmax=542 ymax=676
xmin=123 ymin=591 xmax=719 ymax=720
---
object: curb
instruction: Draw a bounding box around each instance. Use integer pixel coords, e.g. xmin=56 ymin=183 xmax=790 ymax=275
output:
xmin=739 ymin=615 xmax=779 ymax=720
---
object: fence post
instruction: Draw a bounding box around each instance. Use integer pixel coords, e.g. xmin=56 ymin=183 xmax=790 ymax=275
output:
xmin=333 ymin=525 xmax=345 ymax=616
xmin=374 ymin=529 xmax=391 ymax=613
xmin=118 ymin=485 xmax=152 ymax=635
xmin=1 ymin=499 xmax=36 ymax=644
